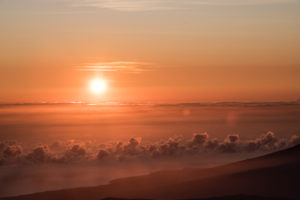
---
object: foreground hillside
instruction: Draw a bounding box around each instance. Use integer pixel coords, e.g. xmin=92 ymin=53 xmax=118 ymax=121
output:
xmin=2 ymin=145 xmax=300 ymax=200
xmin=102 ymin=195 xmax=293 ymax=200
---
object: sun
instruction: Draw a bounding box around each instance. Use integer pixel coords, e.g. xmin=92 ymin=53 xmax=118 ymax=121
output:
xmin=89 ymin=79 xmax=107 ymax=94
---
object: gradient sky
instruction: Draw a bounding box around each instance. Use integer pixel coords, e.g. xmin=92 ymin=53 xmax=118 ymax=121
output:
xmin=0 ymin=0 xmax=300 ymax=103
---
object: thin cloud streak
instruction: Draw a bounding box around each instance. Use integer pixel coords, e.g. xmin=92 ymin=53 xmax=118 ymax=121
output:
xmin=72 ymin=0 xmax=297 ymax=11
xmin=76 ymin=61 xmax=153 ymax=73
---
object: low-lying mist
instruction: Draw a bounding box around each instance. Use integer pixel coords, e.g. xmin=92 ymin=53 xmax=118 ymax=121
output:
xmin=0 ymin=131 xmax=299 ymax=197
xmin=1 ymin=103 xmax=300 ymax=197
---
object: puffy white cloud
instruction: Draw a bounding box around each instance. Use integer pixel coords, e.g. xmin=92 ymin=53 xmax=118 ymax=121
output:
xmin=0 ymin=141 xmax=23 ymax=165
xmin=63 ymin=144 xmax=87 ymax=162
xmin=97 ymin=150 xmax=109 ymax=160
xmin=3 ymin=145 xmax=22 ymax=158
xmin=25 ymin=146 xmax=52 ymax=163
xmin=192 ymin=132 xmax=208 ymax=146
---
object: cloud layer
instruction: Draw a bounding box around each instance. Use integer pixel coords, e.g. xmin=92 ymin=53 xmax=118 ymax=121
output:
xmin=1 ymin=131 xmax=299 ymax=166
xmin=72 ymin=0 xmax=296 ymax=11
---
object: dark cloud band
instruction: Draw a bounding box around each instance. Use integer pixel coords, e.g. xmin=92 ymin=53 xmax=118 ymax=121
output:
xmin=0 ymin=132 xmax=299 ymax=166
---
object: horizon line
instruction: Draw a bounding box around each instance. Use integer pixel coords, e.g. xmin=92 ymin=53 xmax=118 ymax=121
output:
xmin=0 ymin=100 xmax=300 ymax=107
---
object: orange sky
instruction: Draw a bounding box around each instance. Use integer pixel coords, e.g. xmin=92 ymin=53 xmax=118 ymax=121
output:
xmin=0 ymin=0 xmax=299 ymax=103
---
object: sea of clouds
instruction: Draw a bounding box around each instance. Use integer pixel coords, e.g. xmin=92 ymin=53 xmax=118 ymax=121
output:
xmin=1 ymin=131 xmax=299 ymax=166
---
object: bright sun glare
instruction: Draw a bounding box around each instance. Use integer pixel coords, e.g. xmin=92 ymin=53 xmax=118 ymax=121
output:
xmin=90 ymin=79 xmax=107 ymax=94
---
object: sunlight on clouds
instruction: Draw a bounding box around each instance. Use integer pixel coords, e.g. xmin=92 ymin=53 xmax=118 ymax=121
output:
xmin=73 ymin=0 xmax=171 ymax=11
xmin=76 ymin=61 xmax=153 ymax=73
xmin=72 ymin=0 xmax=297 ymax=11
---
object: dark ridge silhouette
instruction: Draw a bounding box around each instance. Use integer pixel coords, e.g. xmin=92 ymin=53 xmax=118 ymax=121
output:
xmin=1 ymin=145 xmax=300 ymax=200
xmin=183 ymin=194 xmax=295 ymax=200
xmin=102 ymin=198 xmax=151 ymax=200
xmin=101 ymin=195 xmax=295 ymax=200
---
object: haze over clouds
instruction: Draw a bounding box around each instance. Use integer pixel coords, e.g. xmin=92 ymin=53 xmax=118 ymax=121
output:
xmin=1 ymin=130 xmax=299 ymax=197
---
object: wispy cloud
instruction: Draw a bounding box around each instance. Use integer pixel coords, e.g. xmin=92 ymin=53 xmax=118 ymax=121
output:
xmin=72 ymin=0 xmax=170 ymax=11
xmin=72 ymin=0 xmax=296 ymax=11
xmin=76 ymin=61 xmax=153 ymax=73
